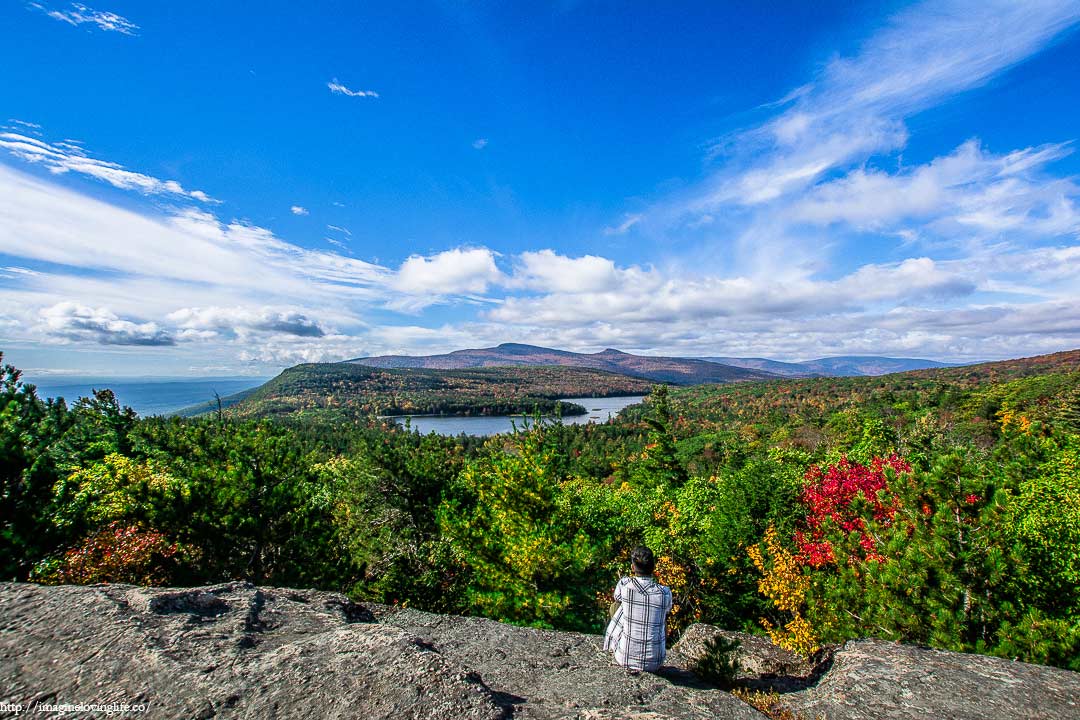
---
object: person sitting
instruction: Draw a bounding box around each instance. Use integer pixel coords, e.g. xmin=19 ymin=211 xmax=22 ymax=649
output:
xmin=602 ymin=545 xmax=673 ymax=672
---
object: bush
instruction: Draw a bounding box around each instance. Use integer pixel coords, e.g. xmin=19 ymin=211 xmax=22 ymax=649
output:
xmin=693 ymin=635 xmax=741 ymax=688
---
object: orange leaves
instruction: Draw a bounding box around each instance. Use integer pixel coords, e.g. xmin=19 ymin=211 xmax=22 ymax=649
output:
xmin=34 ymin=522 xmax=185 ymax=586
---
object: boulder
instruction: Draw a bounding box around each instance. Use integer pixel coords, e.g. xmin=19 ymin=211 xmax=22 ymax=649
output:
xmin=668 ymin=624 xmax=825 ymax=691
xmin=780 ymin=638 xmax=1080 ymax=720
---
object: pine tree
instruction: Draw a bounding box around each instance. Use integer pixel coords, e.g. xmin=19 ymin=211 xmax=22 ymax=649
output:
xmin=632 ymin=385 xmax=688 ymax=488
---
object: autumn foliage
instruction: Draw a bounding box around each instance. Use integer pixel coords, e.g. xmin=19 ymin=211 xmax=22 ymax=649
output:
xmin=796 ymin=455 xmax=910 ymax=566
xmin=34 ymin=522 xmax=185 ymax=585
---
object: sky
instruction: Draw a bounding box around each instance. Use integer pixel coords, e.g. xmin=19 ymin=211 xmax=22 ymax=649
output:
xmin=2 ymin=0 xmax=1080 ymax=377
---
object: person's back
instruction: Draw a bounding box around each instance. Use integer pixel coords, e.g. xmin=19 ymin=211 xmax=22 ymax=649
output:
xmin=603 ymin=546 xmax=673 ymax=672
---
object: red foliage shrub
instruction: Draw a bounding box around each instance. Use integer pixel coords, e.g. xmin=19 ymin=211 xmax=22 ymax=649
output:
xmin=795 ymin=455 xmax=911 ymax=567
xmin=36 ymin=522 xmax=184 ymax=586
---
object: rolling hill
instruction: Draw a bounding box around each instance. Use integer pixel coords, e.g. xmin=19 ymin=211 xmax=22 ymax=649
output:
xmin=350 ymin=343 xmax=776 ymax=385
xmin=201 ymin=363 xmax=656 ymax=420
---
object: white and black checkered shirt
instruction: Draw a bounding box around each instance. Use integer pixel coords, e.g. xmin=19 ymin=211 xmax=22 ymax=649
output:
xmin=602 ymin=575 xmax=673 ymax=671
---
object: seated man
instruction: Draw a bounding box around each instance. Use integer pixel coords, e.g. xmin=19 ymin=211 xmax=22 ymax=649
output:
xmin=603 ymin=545 xmax=673 ymax=672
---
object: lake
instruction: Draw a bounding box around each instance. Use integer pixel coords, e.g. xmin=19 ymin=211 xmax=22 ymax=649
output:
xmin=390 ymin=395 xmax=646 ymax=436
xmin=26 ymin=376 xmax=271 ymax=417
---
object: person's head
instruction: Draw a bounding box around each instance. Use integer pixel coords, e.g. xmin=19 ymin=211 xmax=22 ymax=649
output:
xmin=630 ymin=545 xmax=655 ymax=577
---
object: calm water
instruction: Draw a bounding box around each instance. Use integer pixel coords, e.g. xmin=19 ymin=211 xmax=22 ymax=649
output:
xmin=392 ymin=395 xmax=646 ymax=436
xmin=27 ymin=376 xmax=270 ymax=417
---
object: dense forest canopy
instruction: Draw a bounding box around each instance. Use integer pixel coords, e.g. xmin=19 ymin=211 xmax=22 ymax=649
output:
xmin=2 ymin=349 xmax=1078 ymax=670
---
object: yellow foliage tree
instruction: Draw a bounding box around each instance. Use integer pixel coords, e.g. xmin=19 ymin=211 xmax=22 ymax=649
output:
xmin=747 ymin=524 xmax=819 ymax=656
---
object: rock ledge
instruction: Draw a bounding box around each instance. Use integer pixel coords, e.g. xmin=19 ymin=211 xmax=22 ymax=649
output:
xmin=3 ymin=583 xmax=1079 ymax=720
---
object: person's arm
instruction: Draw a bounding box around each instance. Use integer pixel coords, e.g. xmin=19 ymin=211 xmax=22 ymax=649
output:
xmin=613 ymin=576 xmax=630 ymax=603
xmin=603 ymin=604 xmax=623 ymax=651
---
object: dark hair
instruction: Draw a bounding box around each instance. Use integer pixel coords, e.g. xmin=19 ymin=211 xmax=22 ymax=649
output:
xmin=630 ymin=546 xmax=655 ymax=576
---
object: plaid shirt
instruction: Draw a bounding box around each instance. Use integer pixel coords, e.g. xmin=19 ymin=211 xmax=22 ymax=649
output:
xmin=602 ymin=575 xmax=673 ymax=671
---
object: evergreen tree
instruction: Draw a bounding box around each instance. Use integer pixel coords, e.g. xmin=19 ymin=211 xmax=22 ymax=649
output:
xmin=0 ymin=357 xmax=72 ymax=579
xmin=632 ymin=385 xmax=688 ymax=488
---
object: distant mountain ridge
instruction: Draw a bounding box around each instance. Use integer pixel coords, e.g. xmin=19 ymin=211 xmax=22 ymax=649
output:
xmin=349 ymin=343 xmax=776 ymax=385
xmin=698 ymin=355 xmax=963 ymax=378
xmin=351 ymin=343 xmax=963 ymax=381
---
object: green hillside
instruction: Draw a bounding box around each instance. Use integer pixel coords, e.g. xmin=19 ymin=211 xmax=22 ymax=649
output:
xmin=213 ymin=362 xmax=655 ymax=419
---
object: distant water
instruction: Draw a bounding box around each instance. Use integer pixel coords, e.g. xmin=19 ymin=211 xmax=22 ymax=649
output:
xmin=26 ymin=376 xmax=270 ymax=417
xmin=392 ymin=395 xmax=646 ymax=436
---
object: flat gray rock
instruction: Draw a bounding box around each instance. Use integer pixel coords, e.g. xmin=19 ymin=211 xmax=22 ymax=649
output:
xmin=781 ymin=638 xmax=1080 ymax=720
xmin=0 ymin=582 xmax=503 ymax=720
xmin=371 ymin=604 xmax=763 ymax=720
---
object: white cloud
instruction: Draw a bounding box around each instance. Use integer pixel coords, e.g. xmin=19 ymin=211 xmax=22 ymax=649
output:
xmin=327 ymin=79 xmax=379 ymax=98
xmin=326 ymin=224 xmax=351 ymax=236
xmin=5 ymin=119 xmax=43 ymax=136
xmin=30 ymin=2 xmax=138 ymax=35
xmin=391 ymin=248 xmax=505 ymax=298
xmin=512 ymin=250 xmax=626 ymax=293
xmin=41 ymin=302 xmax=174 ymax=346
xmin=291 ymin=205 xmax=309 ymax=216
xmin=325 ymin=237 xmax=350 ymax=252
xmin=490 ymin=256 xmax=977 ymax=328
xmin=167 ymin=306 xmax=327 ymax=338
xmin=473 ymin=138 xmax=489 ymax=150
xmin=0 ymin=131 xmax=216 ymax=203
xmin=0 ymin=163 xmax=392 ymax=322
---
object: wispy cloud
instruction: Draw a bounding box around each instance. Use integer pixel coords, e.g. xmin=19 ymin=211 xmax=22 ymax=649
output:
xmin=0 ymin=130 xmax=216 ymax=202
xmin=29 ymin=2 xmax=138 ymax=35
xmin=691 ymin=0 xmax=1080 ymax=213
xmin=327 ymin=78 xmax=379 ymax=98
xmin=326 ymin=224 xmax=351 ymax=236
xmin=791 ymin=139 xmax=1080 ymax=237
xmin=290 ymin=205 xmax=309 ymax=216
xmin=5 ymin=119 xmax=43 ymax=136
xmin=325 ymin=237 xmax=350 ymax=252
xmin=472 ymin=138 xmax=489 ymax=150
xmin=603 ymin=213 xmax=642 ymax=236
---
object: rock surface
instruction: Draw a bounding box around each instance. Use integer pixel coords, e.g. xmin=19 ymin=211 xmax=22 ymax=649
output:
xmin=3 ymin=582 xmax=1079 ymax=720
xmin=781 ymin=638 xmax=1080 ymax=720
xmin=0 ymin=582 xmax=502 ymax=719
xmin=0 ymin=582 xmax=760 ymax=720
xmin=370 ymin=604 xmax=761 ymax=720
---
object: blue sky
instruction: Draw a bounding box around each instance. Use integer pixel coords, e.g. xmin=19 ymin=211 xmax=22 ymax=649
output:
xmin=2 ymin=0 xmax=1080 ymax=377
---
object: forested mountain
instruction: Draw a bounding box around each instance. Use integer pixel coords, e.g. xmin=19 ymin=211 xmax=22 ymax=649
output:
xmin=351 ymin=343 xmax=775 ymax=385
xmin=353 ymin=342 xmax=960 ymax=382
xmin=203 ymin=362 xmax=655 ymax=419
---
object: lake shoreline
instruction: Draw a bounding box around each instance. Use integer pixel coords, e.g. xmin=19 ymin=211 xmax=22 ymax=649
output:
xmin=388 ymin=395 xmax=646 ymax=436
